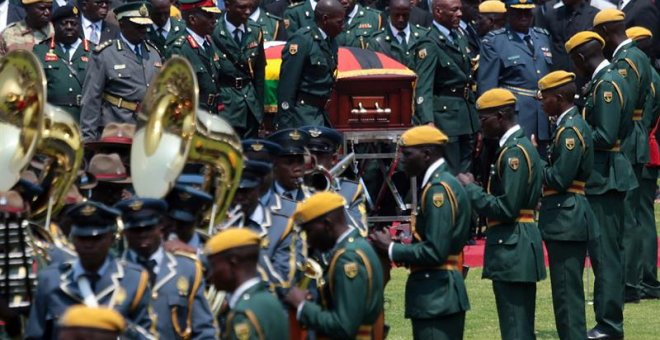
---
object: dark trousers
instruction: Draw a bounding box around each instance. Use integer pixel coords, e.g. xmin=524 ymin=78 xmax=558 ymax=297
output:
xmin=445 ymin=134 xmax=474 ymax=175
xmin=546 ymin=240 xmax=588 ymax=340
xmin=234 ymin=109 xmax=260 ymax=138
xmin=411 ymin=312 xmax=465 ymax=340
xmin=492 ymin=281 xmax=537 ymax=340
xmin=638 ymin=174 xmax=660 ymax=298
xmin=623 ymin=164 xmax=643 ymax=300
xmin=587 ymin=191 xmax=625 ymax=336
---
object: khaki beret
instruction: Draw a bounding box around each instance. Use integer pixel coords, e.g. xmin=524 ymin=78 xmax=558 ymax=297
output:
xmin=205 ymin=228 xmax=261 ymax=256
xmin=626 ymin=26 xmax=653 ymax=41
xmin=593 ymin=9 xmax=625 ymax=27
xmin=59 ymin=306 xmax=126 ymax=332
xmin=479 ymin=0 xmax=506 ymax=13
xmin=399 ymin=126 xmax=449 ymax=147
xmin=538 ymin=71 xmax=576 ymax=91
xmin=565 ymin=31 xmax=605 ymax=53
xmin=293 ymin=191 xmax=346 ymax=225
xmin=476 ymin=88 xmax=517 ymax=110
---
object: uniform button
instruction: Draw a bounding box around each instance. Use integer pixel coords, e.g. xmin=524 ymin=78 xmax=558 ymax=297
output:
xmin=68 ymin=88 xmax=73 ymax=92
xmin=537 ymin=70 xmax=540 ymax=74
xmin=69 ymin=74 xmax=72 ymax=78
xmin=244 ymin=94 xmax=247 ymax=98
xmin=424 ymin=273 xmax=429 ymax=278
xmin=557 ymin=204 xmax=561 ymax=207
xmin=347 ymin=30 xmax=351 ymax=34
xmin=498 ymin=239 xmax=503 ymax=244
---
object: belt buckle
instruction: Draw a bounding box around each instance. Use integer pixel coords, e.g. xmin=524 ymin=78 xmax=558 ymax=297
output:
xmin=463 ymin=87 xmax=469 ymax=99
xmin=207 ymin=94 xmax=215 ymax=106
xmin=76 ymin=95 xmax=82 ymax=106
xmin=235 ymin=77 xmax=243 ymax=90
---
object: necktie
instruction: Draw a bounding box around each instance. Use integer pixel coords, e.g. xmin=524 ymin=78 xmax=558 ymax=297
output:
xmin=233 ymin=28 xmax=241 ymax=45
xmin=524 ymin=35 xmax=534 ymax=54
xmin=283 ymin=191 xmax=294 ymax=200
xmin=158 ymin=27 xmax=166 ymax=39
xmin=84 ymin=272 xmax=100 ymax=292
xmin=90 ymin=23 xmax=99 ymax=44
xmin=62 ymin=44 xmax=71 ymax=61
xmin=397 ymin=31 xmax=407 ymax=50
xmin=138 ymin=257 xmax=157 ymax=286
xmin=134 ymin=45 xmax=142 ymax=60
xmin=203 ymin=40 xmax=211 ymax=51
xmin=449 ymin=29 xmax=459 ymax=46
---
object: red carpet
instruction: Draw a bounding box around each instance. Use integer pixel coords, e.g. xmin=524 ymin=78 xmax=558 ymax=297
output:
xmin=463 ymin=238 xmax=660 ymax=267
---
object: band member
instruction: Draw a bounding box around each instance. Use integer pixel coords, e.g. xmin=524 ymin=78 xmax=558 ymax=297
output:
xmin=57 ymin=305 xmax=126 ymax=340
xmin=267 ymin=128 xmax=312 ymax=203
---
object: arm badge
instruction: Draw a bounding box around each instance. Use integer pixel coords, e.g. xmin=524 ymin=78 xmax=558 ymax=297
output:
xmin=508 ymin=157 xmax=520 ymax=171
xmin=234 ymin=322 xmax=251 ymax=340
xmin=432 ymin=193 xmax=444 ymax=207
xmin=344 ymin=262 xmax=358 ymax=279
xmin=418 ymin=48 xmax=427 ymax=59
xmin=603 ymin=91 xmax=613 ymax=103
xmin=565 ymin=138 xmax=575 ymax=150
xmin=289 ymin=44 xmax=298 ymax=55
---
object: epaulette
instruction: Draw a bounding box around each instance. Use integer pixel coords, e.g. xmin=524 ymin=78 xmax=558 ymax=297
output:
xmin=94 ymin=39 xmax=113 ymax=53
xmin=144 ymin=40 xmax=161 ymax=55
xmin=489 ymin=28 xmax=506 ymax=36
xmin=288 ymin=1 xmax=304 ymax=8
xmin=265 ymin=11 xmax=283 ymax=20
xmin=173 ymin=250 xmax=201 ymax=263
xmin=533 ymin=27 xmax=549 ymax=35
xmin=414 ymin=24 xmax=430 ymax=32
xmin=173 ymin=35 xmax=186 ymax=47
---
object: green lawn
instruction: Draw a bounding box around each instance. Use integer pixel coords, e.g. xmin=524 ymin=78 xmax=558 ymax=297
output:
xmin=382 ymin=202 xmax=660 ymax=339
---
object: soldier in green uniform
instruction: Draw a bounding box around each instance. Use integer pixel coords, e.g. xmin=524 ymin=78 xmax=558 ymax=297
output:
xmin=565 ymin=31 xmax=636 ymax=340
xmin=626 ymin=26 xmax=660 ymax=300
xmin=211 ymin=0 xmax=266 ymax=138
xmin=0 ymin=0 xmax=53 ymax=56
xmin=57 ymin=305 xmax=127 ymax=340
xmin=414 ymin=0 xmax=479 ymax=174
xmin=170 ymin=0 xmax=223 ymax=113
xmin=146 ymin=0 xmax=187 ymax=56
xmin=276 ymin=0 xmax=343 ymax=129
xmin=286 ymin=191 xmax=384 ymax=339
xmin=283 ymin=0 xmax=317 ymax=35
xmin=250 ymin=0 xmax=287 ymax=41
xmin=336 ymin=0 xmax=381 ymax=48
xmin=592 ymin=9 xmax=654 ymax=304
xmin=371 ymin=125 xmax=471 ymax=340
xmin=457 ymin=89 xmax=546 ymax=340
xmin=536 ymin=71 xmax=598 ymax=340
xmin=205 ymin=228 xmax=289 ymax=340
xmin=367 ymin=0 xmax=429 ymax=69
xmin=33 ymin=5 xmax=93 ymax=122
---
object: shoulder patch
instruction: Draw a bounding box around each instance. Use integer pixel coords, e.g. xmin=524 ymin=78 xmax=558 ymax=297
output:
xmin=234 ymin=322 xmax=251 ymax=340
xmin=288 ymin=1 xmax=304 ymax=7
xmin=565 ymin=138 xmax=575 ymax=150
xmin=94 ymin=40 xmax=113 ymax=53
xmin=490 ymin=28 xmax=506 ymax=35
xmin=344 ymin=262 xmax=358 ymax=278
xmin=508 ymin=157 xmax=520 ymax=171
xmin=432 ymin=192 xmax=444 ymax=207
xmin=618 ymin=68 xmax=627 ymax=77
xmin=533 ymin=27 xmax=549 ymax=35
xmin=603 ymin=91 xmax=613 ymax=103
xmin=418 ymin=48 xmax=427 ymax=59
xmin=289 ymin=43 xmax=298 ymax=55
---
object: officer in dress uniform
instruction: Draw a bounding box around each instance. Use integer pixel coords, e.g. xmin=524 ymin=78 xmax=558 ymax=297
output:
xmin=336 ymin=0 xmax=381 ymax=48
xmin=170 ymin=0 xmax=223 ymax=113
xmin=77 ymin=0 xmax=120 ymax=45
xmin=283 ymin=0 xmax=317 ymax=35
xmin=478 ymin=0 xmax=553 ymax=157
xmin=286 ymin=191 xmax=384 ymax=339
xmin=80 ymin=1 xmax=162 ymax=142
xmin=276 ymin=0 xmax=343 ymax=129
xmin=146 ymin=0 xmax=186 ymax=56
xmin=267 ymin=128 xmax=312 ymax=203
xmin=205 ymin=228 xmax=289 ymax=339
xmin=57 ymin=305 xmax=126 ymax=340
xmin=116 ymin=198 xmax=218 ymax=340
xmin=300 ymin=125 xmax=369 ymax=237
xmin=367 ymin=0 xmax=428 ymax=69
xmin=0 ymin=0 xmax=53 ymax=56
xmin=565 ymin=31 xmax=636 ymax=340
xmin=414 ymin=0 xmax=479 ymax=175
xmin=370 ymin=126 xmax=471 ymax=339
xmin=163 ymin=183 xmax=214 ymax=256
xmin=25 ymin=201 xmax=154 ymax=340
xmin=457 ymin=89 xmax=546 ymax=340
xmin=230 ymin=160 xmax=301 ymax=293
xmin=250 ymin=0 xmax=287 ymax=41
xmin=33 ymin=5 xmax=93 ymax=122
xmin=536 ymin=71 xmax=598 ymax=340
xmin=592 ymin=9 xmax=654 ymax=304
xmin=211 ymin=0 xmax=266 ymax=138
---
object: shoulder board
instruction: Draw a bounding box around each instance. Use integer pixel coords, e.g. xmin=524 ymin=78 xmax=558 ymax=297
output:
xmin=94 ymin=39 xmax=113 ymax=53
xmin=288 ymin=1 xmax=304 ymax=8
xmin=173 ymin=250 xmax=201 ymax=263
xmin=533 ymin=27 xmax=549 ymax=35
xmin=414 ymin=24 xmax=430 ymax=32
xmin=489 ymin=28 xmax=506 ymax=36
xmin=173 ymin=35 xmax=186 ymax=47
xmin=265 ymin=12 xmax=283 ymax=20
xmin=144 ymin=40 xmax=160 ymax=53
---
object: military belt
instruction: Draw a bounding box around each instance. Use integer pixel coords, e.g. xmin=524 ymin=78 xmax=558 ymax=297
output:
xmin=595 ymin=139 xmax=621 ymax=152
xmin=297 ymin=92 xmax=330 ymax=109
xmin=103 ymin=93 xmax=140 ymax=112
xmin=633 ymin=109 xmax=643 ymax=121
xmin=502 ymin=85 xmax=538 ymax=97
xmin=410 ymin=255 xmax=461 ymax=272
xmin=50 ymin=94 xmax=82 ymax=107
xmin=435 ymin=86 xmax=470 ymax=99
xmin=206 ymin=93 xmax=218 ymax=106
xmin=542 ymin=180 xmax=585 ymax=196
xmin=487 ymin=209 xmax=536 ymax=228
xmin=218 ymin=76 xmax=251 ymax=89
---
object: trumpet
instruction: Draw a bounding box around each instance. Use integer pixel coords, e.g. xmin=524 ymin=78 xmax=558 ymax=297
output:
xmin=305 ymin=153 xmax=356 ymax=192
xmin=296 ymin=258 xmax=325 ymax=289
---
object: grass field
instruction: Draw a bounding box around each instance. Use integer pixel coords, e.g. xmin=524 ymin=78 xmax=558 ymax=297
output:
xmin=381 ymin=205 xmax=660 ymax=339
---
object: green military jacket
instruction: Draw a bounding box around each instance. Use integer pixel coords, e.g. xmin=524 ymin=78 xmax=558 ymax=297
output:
xmin=211 ymin=14 xmax=266 ymax=129
xmin=582 ymin=63 xmax=637 ymax=195
xmin=390 ymin=161 xmax=471 ymax=318
xmin=283 ymin=0 xmax=315 ymax=35
xmin=335 ymin=5 xmax=382 ymax=48
xmin=0 ymin=20 xmax=53 ymax=56
xmin=465 ymin=128 xmax=546 ymax=282
xmin=276 ymin=24 xmax=338 ymax=128
xmin=642 ymin=68 xmax=660 ymax=180
xmin=414 ymin=25 xmax=479 ymax=136
xmin=170 ymin=32 xmax=222 ymax=113
xmin=367 ymin=21 xmax=429 ymax=69
xmin=147 ymin=18 xmax=187 ymax=58
xmin=300 ymin=229 xmax=384 ymax=339
xmin=33 ymin=38 xmax=95 ymax=122
xmin=538 ymin=107 xmax=599 ymax=241
xmin=251 ymin=8 xmax=287 ymax=41
xmin=225 ymin=280 xmax=289 ymax=340
xmin=613 ymin=40 xmax=653 ymax=165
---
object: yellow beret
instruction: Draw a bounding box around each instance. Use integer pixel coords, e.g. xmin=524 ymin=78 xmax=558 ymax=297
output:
xmin=565 ymin=31 xmax=605 ymax=53
xmin=399 ymin=126 xmax=448 ymax=146
xmin=476 ymin=88 xmax=516 ymax=110
xmin=59 ymin=306 xmax=125 ymax=332
xmin=293 ymin=191 xmax=346 ymax=225
xmin=205 ymin=228 xmax=261 ymax=256
xmin=626 ymin=26 xmax=653 ymax=41
xmin=593 ymin=9 xmax=625 ymax=27
xmin=22 ymin=0 xmax=52 ymax=4
xmin=479 ymin=0 xmax=506 ymax=13
xmin=538 ymin=71 xmax=576 ymax=91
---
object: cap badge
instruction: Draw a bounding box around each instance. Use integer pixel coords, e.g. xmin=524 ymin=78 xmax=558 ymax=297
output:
xmin=129 ymin=200 xmax=143 ymax=211
xmin=139 ymin=3 xmax=149 ymax=17
xmin=290 ymin=130 xmax=301 ymax=141
xmin=72 ymin=6 xmax=78 ymax=15
xmin=178 ymin=192 xmax=192 ymax=201
xmin=251 ymin=143 xmax=264 ymax=152
xmin=81 ymin=204 xmax=96 ymax=216
xmin=308 ymin=128 xmax=322 ymax=138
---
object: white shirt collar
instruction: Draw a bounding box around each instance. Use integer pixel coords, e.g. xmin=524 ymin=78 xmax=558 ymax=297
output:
xmin=422 ymin=158 xmax=445 ymax=187
xmin=433 ymin=21 xmax=452 ymax=39
xmin=153 ymin=18 xmax=171 ymax=34
xmin=120 ymin=33 xmax=138 ymax=52
xmin=73 ymin=257 xmax=111 ymax=281
xmin=515 ymin=29 xmax=531 ymax=41
xmin=60 ymin=38 xmax=82 ymax=59
xmin=346 ymin=5 xmax=359 ymax=24
xmin=556 ymin=106 xmax=575 ymax=126
xmin=592 ymin=59 xmax=611 ymax=80
xmin=225 ymin=15 xmax=246 ymax=34
xmin=499 ymin=124 xmax=522 ymax=147
xmin=249 ymin=7 xmax=261 ymax=22
xmin=310 ymin=0 xmax=318 ymax=10
xmin=318 ymin=27 xmax=328 ymax=40
xmin=389 ymin=22 xmax=410 ymax=43
xmin=612 ymin=38 xmax=632 ymax=57
xmin=229 ymin=277 xmax=262 ymax=308
xmin=129 ymin=246 xmax=165 ymax=274
xmin=459 ymin=20 xmax=467 ymax=30
xmin=82 ymin=15 xmax=102 ymax=30
xmin=186 ymin=28 xmax=208 ymax=49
